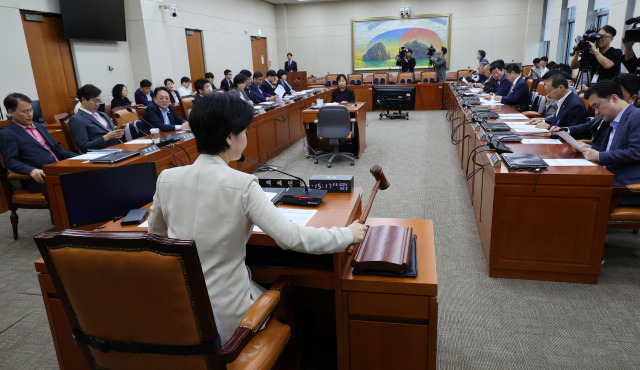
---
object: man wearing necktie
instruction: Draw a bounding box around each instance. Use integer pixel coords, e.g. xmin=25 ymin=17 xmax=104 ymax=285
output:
xmin=580 ymin=80 xmax=640 ymax=202
xmin=495 ymin=63 xmax=530 ymax=111
xmin=69 ymin=84 xmax=124 ymax=153
xmin=0 ymin=93 xmax=77 ymax=193
xmin=284 ymin=53 xmax=298 ymax=72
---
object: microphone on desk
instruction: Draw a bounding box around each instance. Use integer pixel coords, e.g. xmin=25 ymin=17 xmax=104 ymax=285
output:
xmin=125 ymin=107 xmax=166 ymax=138
xmin=237 ymin=154 xmax=327 ymax=206
xmin=114 ymin=112 xmax=153 ymax=141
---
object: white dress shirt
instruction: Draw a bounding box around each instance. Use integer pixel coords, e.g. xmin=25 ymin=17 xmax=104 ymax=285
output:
xmin=176 ymin=85 xmax=192 ymax=97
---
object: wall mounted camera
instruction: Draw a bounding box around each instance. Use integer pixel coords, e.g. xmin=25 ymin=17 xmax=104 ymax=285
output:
xmin=158 ymin=2 xmax=178 ymax=17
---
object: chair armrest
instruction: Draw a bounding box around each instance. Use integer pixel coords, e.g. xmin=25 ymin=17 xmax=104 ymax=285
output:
xmin=8 ymin=173 xmax=31 ymax=180
xmin=610 ymin=184 xmax=640 ymax=211
xmin=218 ymin=276 xmax=292 ymax=363
xmin=522 ymin=111 xmax=541 ymax=118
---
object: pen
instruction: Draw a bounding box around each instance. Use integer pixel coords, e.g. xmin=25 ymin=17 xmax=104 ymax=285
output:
xmin=549 ymin=119 xmax=560 ymax=135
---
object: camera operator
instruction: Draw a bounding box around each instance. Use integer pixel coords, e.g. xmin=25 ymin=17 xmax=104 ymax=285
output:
xmin=570 ymin=25 xmax=623 ymax=82
xmin=396 ymin=48 xmax=416 ymax=72
xmin=623 ymin=40 xmax=639 ymax=74
xmin=430 ymin=47 xmax=447 ymax=82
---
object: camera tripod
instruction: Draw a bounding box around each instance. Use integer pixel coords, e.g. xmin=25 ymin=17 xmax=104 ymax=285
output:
xmin=575 ymin=51 xmax=598 ymax=90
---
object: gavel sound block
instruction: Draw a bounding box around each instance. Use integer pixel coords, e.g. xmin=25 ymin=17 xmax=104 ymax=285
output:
xmin=348 ymin=165 xmax=413 ymax=274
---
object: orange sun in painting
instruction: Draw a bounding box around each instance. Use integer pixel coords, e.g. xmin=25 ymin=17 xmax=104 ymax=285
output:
xmin=399 ymin=28 xmax=443 ymax=49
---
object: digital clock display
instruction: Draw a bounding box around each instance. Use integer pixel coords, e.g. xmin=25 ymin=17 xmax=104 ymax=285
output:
xmin=309 ymin=175 xmax=354 ymax=193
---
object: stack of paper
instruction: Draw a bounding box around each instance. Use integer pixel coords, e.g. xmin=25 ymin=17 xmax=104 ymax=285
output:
xmin=253 ymin=209 xmax=317 ymax=232
xmin=498 ymin=113 xmax=528 ymax=119
xmin=513 ymin=127 xmax=549 ymax=133
xmin=543 ymin=159 xmax=597 ymax=166
xmin=521 ymin=139 xmax=563 ymax=144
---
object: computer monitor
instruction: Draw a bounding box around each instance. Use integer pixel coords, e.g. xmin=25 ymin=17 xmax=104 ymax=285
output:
xmin=60 ymin=162 xmax=158 ymax=227
xmin=372 ymin=85 xmax=416 ymax=111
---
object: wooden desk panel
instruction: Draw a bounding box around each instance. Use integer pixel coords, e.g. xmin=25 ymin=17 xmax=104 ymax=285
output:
xmin=350 ymin=83 xmax=445 ymax=111
xmin=446 ymin=85 xmax=614 ymax=283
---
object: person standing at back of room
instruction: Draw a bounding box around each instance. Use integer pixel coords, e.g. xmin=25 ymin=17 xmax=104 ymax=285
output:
xmin=284 ymin=53 xmax=298 ymax=72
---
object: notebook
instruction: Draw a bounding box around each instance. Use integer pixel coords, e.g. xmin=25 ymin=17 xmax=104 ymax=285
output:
xmin=501 ymin=153 xmax=549 ymax=170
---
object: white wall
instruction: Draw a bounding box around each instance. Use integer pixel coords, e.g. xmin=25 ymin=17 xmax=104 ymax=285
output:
xmin=275 ymin=0 xmax=545 ymax=76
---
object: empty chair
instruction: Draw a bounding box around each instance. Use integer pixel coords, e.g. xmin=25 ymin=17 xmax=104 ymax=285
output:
xmin=421 ymin=71 xmax=437 ymax=83
xmin=313 ymin=106 xmax=355 ymax=168
xmin=348 ymin=73 xmax=363 ymax=85
xmin=398 ymin=72 xmax=414 ymax=84
xmin=373 ymin=73 xmax=388 ymax=85
xmin=59 ymin=115 xmax=78 ymax=152
xmin=180 ymin=96 xmax=195 ymax=120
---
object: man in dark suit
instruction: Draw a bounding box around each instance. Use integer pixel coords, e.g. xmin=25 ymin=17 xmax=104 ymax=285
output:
xmin=193 ymin=78 xmax=212 ymax=103
xmin=134 ymin=79 xmax=154 ymax=106
xmin=0 ymin=93 xmax=76 ymax=193
xmin=69 ymin=84 xmax=125 ymax=153
xmin=220 ymin=70 xmax=234 ymax=92
xmin=205 ymin=72 xmax=217 ymax=90
xmin=142 ymin=87 xmax=190 ymax=133
xmin=581 ymin=80 xmax=640 ymax=194
xmin=260 ymin=70 xmax=277 ymax=97
xmin=497 ymin=63 xmax=529 ymax=111
xmin=284 ymin=53 xmax=297 ymax=72
xmin=249 ymin=72 xmax=276 ymax=103
xmin=533 ymin=74 xmax=587 ymax=128
xmin=489 ymin=61 xmax=512 ymax=97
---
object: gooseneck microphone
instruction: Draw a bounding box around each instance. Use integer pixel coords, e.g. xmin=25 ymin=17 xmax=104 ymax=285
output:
xmin=113 ymin=112 xmax=153 ymax=141
xmin=125 ymin=107 xmax=166 ymax=137
xmin=237 ymin=154 xmax=327 ymax=206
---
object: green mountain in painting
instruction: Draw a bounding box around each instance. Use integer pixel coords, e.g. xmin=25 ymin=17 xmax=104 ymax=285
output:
xmin=402 ymin=40 xmax=434 ymax=59
xmin=362 ymin=41 xmax=390 ymax=61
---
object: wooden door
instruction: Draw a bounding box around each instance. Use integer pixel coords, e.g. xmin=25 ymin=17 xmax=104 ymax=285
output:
xmin=21 ymin=14 xmax=77 ymax=124
xmin=185 ymin=29 xmax=205 ymax=83
xmin=251 ymin=37 xmax=268 ymax=76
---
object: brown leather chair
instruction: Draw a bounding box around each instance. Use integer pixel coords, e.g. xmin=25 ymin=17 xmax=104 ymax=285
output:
xmin=325 ymin=74 xmax=338 ymax=87
xmin=522 ymin=65 xmax=533 ymax=78
xmin=535 ymin=81 xmax=546 ymax=96
xmin=53 ymin=113 xmax=71 ymax=123
xmin=111 ymin=108 xmax=139 ymax=129
xmin=34 ymin=230 xmax=296 ymax=370
xmin=457 ymin=69 xmax=474 ymax=80
xmin=420 ymin=71 xmax=437 ymax=83
xmin=581 ymin=96 xmax=593 ymax=116
xmin=397 ymin=72 xmax=415 ymax=84
xmin=373 ymin=73 xmax=388 ymax=85
xmin=180 ymin=96 xmax=195 ymax=120
xmin=527 ymin=79 xmax=535 ymax=94
xmin=58 ymin=115 xmax=78 ymax=152
xmin=608 ymin=184 xmax=640 ymax=233
xmin=347 ymin=73 xmax=363 ymax=85
xmin=0 ymin=154 xmax=51 ymax=240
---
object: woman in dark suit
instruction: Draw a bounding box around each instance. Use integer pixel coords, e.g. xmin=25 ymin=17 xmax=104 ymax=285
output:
xmin=110 ymin=84 xmax=131 ymax=108
xmin=164 ymin=78 xmax=181 ymax=103
xmin=276 ymin=69 xmax=293 ymax=96
xmin=331 ymin=74 xmax=355 ymax=103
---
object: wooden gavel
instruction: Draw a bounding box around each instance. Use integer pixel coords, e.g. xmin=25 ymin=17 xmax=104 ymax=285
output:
xmin=345 ymin=165 xmax=390 ymax=255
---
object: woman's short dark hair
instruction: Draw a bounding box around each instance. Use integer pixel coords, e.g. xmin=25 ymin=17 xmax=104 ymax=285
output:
xmin=336 ymin=74 xmax=347 ymax=83
xmin=194 ymin=78 xmax=209 ymax=93
xmin=112 ymin=84 xmax=126 ymax=99
xmin=164 ymin=78 xmax=174 ymax=86
xmin=276 ymin=69 xmax=287 ymax=79
xmin=441 ymin=47 xmax=447 ymax=55
xmin=77 ymin=84 xmax=101 ymax=101
xmin=189 ymin=93 xmax=254 ymax=155
xmin=478 ymin=50 xmax=486 ymax=58
xmin=239 ymin=70 xmax=252 ymax=78
xmin=140 ymin=79 xmax=152 ymax=88
xmin=4 ymin=93 xmax=31 ymax=111
xmin=233 ymin=74 xmax=248 ymax=86
xmin=153 ymin=86 xmax=170 ymax=97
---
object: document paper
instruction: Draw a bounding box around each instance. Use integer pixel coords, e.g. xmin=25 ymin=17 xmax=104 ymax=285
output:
xmin=521 ymin=139 xmax=563 ymax=144
xmin=253 ymin=209 xmax=318 ymax=232
xmin=543 ymin=159 xmax=597 ymax=166
xmin=556 ymin=131 xmax=585 ymax=151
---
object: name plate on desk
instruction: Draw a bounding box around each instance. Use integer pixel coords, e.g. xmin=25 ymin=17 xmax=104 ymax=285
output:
xmin=259 ymin=178 xmax=302 ymax=188
xmin=473 ymin=122 xmax=480 ymax=130
xmin=490 ymin=153 xmax=501 ymax=167
xmin=478 ymin=131 xmax=486 ymax=140
xmin=139 ymin=145 xmax=160 ymax=156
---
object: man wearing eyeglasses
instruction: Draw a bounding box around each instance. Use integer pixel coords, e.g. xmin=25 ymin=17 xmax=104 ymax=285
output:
xmin=69 ymin=84 xmax=125 ymax=153
xmin=142 ymin=87 xmax=190 ymax=133
xmin=570 ymin=25 xmax=623 ymax=83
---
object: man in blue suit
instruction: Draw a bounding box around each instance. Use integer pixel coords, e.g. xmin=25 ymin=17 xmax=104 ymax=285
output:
xmin=489 ymin=62 xmax=512 ymax=97
xmin=134 ymin=79 xmax=154 ymax=106
xmin=533 ymin=73 xmax=588 ymax=128
xmin=142 ymin=87 xmax=190 ymax=133
xmin=498 ymin=63 xmax=529 ymax=110
xmin=0 ymin=93 xmax=76 ymax=193
xmin=284 ymin=53 xmax=297 ymax=72
xmin=220 ymin=70 xmax=234 ymax=92
xmin=260 ymin=70 xmax=277 ymax=97
xmin=249 ymin=72 xmax=276 ymax=103
xmin=581 ymin=80 xmax=640 ymax=195
xmin=69 ymin=84 xmax=125 ymax=153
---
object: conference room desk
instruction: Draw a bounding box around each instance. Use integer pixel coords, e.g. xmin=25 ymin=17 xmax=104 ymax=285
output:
xmin=302 ymin=102 xmax=368 ymax=158
xmin=349 ymin=83 xmax=445 ymax=111
xmin=445 ymin=86 xmax=613 ymax=284
xmin=43 ymin=92 xmax=331 ymax=231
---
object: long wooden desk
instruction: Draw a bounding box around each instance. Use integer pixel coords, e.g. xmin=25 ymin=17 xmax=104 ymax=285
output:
xmin=43 ymin=91 xmax=331 ymax=231
xmin=444 ymin=86 xmax=613 ymax=284
xmin=302 ymin=102 xmax=368 ymax=158
xmin=350 ymin=83 xmax=445 ymax=111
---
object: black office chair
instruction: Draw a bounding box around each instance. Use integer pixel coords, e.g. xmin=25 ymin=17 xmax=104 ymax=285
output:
xmin=313 ymin=106 xmax=355 ymax=168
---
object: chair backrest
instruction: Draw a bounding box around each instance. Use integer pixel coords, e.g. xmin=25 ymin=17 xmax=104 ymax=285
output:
xmin=537 ymin=96 xmax=547 ymax=114
xmin=54 ymin=113 xmax=71 ymax=123
xmin=348 ymin=73 xmax=363 ymax=85
xmin=373 ymin=73 xmax=388 ymax=85
xmin=180 ymin=96 xmax=195 ymax=120
xmin=398 ymin=72 xmax=414 ymax=84
xmin=35 ymin=230 xmax=224 ymax=369
xmin=456 ymin=69 xmax=474 ymax=80
xmin=325 ymin=74 xmax=338 ymax=86
xmin=421 ymin=71 xmax=436 ymax=83
xmin=522 ymin=65 xmax=533 ymax=77
xmin=535 ymin=81 xmax=546 ymax=96
xmin=581 ymin=96 xmax=592 ymax=116
xmin=317 ymin=106 xmax=351 ymax=139
xmin=59 ymin=115 xmax=78 ymax=152
xmin=527 ymin=79 xmax=534 ymax=94
xmin=112 ymin=108 xmax=138 ymax=129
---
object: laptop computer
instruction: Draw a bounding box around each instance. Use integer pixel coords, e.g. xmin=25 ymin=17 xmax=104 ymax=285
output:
xmin=501 ymin=153 xmax=549 ymax=171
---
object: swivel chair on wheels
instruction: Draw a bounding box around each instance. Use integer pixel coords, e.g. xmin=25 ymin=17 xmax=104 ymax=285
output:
xmin=313 ymin=106 xmax=355 ymax=168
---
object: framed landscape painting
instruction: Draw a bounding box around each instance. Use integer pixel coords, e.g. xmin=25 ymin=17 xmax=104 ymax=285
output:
xmin=352 ymin=14 xmax=451 ymax=71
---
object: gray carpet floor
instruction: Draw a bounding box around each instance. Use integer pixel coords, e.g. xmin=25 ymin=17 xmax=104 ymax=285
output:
xmin=0 ymin=111 xmax=639 ymax=369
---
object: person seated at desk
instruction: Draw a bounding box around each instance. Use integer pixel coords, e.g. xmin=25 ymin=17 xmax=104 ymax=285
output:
xmin=148 ymin=92 xmax=366 ymax=344
xmin=276 ymin=69 xmax=294 ymax=96
xmin=193 ymin=78 xmax=212 ymax=103
xmin=134 ymin=79 xmax=154 ymax=107
xmin=430 ymin=47 xmax=447 ymax=82
xmin=110 ymin=84 xmax=131 ymax=109
xmin=249 ymin=71 xmax=276 ymax=103
xmin=470 ymin=62 xmax=491 ymax=88
xmin=331 ymin=74 xmax=355 ymax=103
xmin=260 ymin=70 xmax=278 ymax=97
xmin=488 ymin=61 xmax=512 ymax=97
xmin=229 ymin=74 xmax=254 ymax=105
xmin=482 ymin=59 xmax=504 ymax=93
xmin=528 ymin=58 xmax=548 ymax=80
xmin=69 ymin=84 xmax=124 ymax=153
xmin=142 ymin=87 xmax=190 ymax=133
xmin=176 ymin=76 xmax=192 ymax=98
xmin=0 ymin=93 xmax=77 ymax=193
xmin=164 ymin=78 xmax=181 ymax=104
xmin=580 ymin=80 xmax=640 ymax=196
xmin=205 ymin=72 xmax=217 ymax=90
xmin=495 ymin=63 xmax=529 ymax=111
xmin=530 ymin=74 xmax=587 ymax=129
xmin=220 ymin=70 xmax=234 ymax=92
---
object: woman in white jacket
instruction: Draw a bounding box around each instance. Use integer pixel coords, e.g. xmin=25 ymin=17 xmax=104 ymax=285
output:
xmin=148 ymin=93 xmax=366 ymax=344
